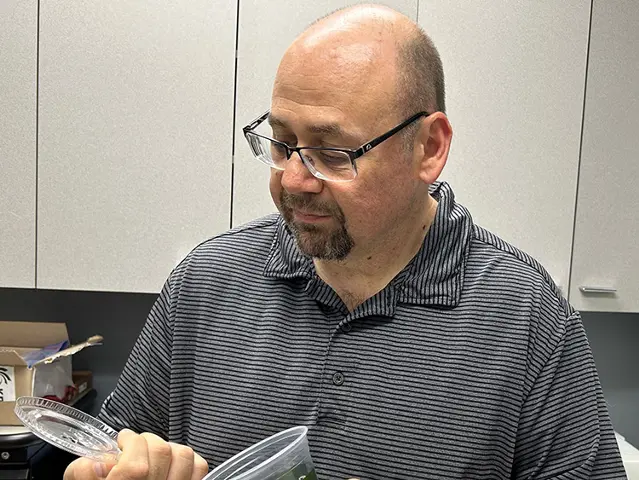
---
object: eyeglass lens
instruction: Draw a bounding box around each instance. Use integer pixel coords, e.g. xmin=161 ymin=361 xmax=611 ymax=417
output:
xmin=247 ymin=133 xmax=356 ymax=181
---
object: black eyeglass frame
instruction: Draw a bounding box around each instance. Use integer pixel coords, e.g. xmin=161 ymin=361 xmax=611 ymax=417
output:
xmin=242 ymin=110 xmax=431 ymax=176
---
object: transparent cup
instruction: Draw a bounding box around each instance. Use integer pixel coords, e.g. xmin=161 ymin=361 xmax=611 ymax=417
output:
xmin=205 ymin=426 xmax=316 ymax=480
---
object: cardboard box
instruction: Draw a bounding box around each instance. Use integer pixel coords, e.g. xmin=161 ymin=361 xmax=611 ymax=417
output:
xmin=0 ymin=321 xmax=100 ymax=425
xmin=72 ymin=370 xmax=94 ymax=399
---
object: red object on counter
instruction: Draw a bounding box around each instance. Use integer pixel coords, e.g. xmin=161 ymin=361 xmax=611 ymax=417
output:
xmin=43 ymin=385 xmax=78 ymax=404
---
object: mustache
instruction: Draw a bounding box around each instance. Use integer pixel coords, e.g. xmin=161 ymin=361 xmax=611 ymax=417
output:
xmin=280 ymin=190 xmax=342 ymax=217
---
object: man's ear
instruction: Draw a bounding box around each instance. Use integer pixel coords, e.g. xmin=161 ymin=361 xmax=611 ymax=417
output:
xmin=413 ymin=112 xmax=453 ymax=184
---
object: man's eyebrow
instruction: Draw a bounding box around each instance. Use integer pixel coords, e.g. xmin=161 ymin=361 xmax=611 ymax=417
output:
xmin=307 ymin=123 xmax=343 ymax=137
xmin=267 ymin=114 xmax=287 ymax=129
xmin=268 ymin=114 xmax=345 ymax=138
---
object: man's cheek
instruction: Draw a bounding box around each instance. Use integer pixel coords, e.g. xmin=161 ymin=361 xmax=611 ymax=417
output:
xmin=269 ymin=173 xmax=283 ymax=205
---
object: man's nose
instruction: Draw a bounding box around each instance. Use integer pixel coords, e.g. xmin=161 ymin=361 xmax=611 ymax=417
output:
xmin=280 ymin=152 xmax=323 ymax=195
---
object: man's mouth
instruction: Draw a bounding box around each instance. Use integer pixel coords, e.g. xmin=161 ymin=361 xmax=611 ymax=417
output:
xmin=292 ymin=209 xmax=332 ymax=223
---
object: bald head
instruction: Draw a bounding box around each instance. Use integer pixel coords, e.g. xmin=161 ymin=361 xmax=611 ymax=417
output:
xmin=303 ymin=4 xmax=413 ymax=46
xmin=276 ymin=4 xmax=445 ymax=122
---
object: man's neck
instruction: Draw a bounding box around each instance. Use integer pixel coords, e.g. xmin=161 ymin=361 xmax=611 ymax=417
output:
xmin=314 ymin=196 xmax=438 ymax=311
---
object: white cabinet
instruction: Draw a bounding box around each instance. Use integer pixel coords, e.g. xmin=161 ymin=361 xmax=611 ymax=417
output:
xmin=569 ymin=0 xmax=639 ymax=313
xmin=37 ymin=0 xmax=236 ymax=293
xmin=0 ymin=0 xmax=37 ymax=288
xmin=418 ymin=0 xmax=591 ymax=292
xmin=231 ymin=0 xmax=419 ymax=227
xmin=7 ymin=0 xmax=636 ymax=303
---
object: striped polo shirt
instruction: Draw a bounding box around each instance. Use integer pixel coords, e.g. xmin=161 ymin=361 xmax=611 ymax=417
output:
xmin=99 ymin=182 xmax=627 ymax=479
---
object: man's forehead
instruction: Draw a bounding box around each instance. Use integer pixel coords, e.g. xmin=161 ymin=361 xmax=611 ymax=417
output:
xmin=272 ymin=47 xmax=398 ymax=130
xmin=268 ymin=112 xmax=353 ymax=139
xmin=279 ymin=41 xmax=385 ymax=90
xmin=270 ymin=75 xmax=386 ymax=137
xmin=268 ymin=116 xmax=344 ymax=136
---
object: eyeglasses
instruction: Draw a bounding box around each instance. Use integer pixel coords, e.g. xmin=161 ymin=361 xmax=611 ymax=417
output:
xmin=242 ymin=110 xmax=430 ymax=182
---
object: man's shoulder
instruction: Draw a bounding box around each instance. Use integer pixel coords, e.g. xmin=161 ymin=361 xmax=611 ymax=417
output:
xmin=199 ymin=213 xmax=280 ymax=250
xmin=467 ymin=224 xmax=567 ymax=308
xmin=175 ymin=214 xmax=281 ymax=275
xmin=460 ymin=224 xmax=576 ymax=349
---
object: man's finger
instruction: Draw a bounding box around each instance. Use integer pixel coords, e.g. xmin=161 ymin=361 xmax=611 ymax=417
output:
xmin=191 ymin=451 xmax=209 ymax=480
xmin=64 ymin=457 xmax=115 ymax=480
xmin=64 ymin=457 xmax=96 ymax=480
xmin=166 ymin=443 xmax=194 ymax=480
xmin=109 ymin=429 xmax=150 ymax=479
xmin=141 ymin=432 xmax=173 ymax=479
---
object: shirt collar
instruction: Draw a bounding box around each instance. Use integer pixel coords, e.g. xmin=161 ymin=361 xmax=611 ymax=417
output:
xmin=263 ymin=182 xmax=473 ymax=308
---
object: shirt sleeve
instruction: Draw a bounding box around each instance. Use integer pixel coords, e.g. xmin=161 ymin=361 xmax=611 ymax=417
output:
xmin=512 ymin=311 xmax=627 ymax=479
xmin=97 ymin=277 xmax=175 ymax=438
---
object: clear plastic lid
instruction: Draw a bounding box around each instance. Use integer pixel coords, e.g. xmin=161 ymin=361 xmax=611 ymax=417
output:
xmin=14 ymin=396 xmax=121 ymax=463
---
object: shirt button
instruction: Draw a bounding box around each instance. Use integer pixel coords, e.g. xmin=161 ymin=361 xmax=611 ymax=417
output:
xmin=341 ymin=323 xmax=352 ymax=333
xmin=332 ymin=371 xmax=345 ymax=386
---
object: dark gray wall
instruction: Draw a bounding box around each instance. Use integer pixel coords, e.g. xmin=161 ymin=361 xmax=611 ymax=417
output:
xmin=0 ymin=288 xmax=156 ymax=417
xmin=1 ymin=288 xmax=637 ymax=445
xmin=581 ymin=311 xmax=639 ymax=445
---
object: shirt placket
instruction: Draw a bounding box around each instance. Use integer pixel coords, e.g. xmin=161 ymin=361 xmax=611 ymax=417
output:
xmin=306 ymin=276 xmax=399 ymax=429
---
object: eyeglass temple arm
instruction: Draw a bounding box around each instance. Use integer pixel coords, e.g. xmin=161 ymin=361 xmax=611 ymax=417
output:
xmin=352 ymin=111 xmax=429 ymax=157
xmin=243 ymin=110 xmax=270 ymax=133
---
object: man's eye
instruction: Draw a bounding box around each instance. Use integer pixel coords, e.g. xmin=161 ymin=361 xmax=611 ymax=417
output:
xmin=319 ymin=152 xmax=343 ymax=161
xmin=318 ymin=151 xmax=349 ymax=166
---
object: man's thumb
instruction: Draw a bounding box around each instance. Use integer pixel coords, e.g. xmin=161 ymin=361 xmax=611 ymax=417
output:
xmin=64 ymin=457 xmax=116 ymax=480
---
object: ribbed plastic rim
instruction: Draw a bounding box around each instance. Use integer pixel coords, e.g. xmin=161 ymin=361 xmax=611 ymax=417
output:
xmin=14 ymin=396 xmax=121 ymax=462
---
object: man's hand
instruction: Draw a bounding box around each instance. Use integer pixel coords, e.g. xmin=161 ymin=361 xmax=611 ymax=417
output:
xmin=64 ymin=429 xmax=209 ymax=480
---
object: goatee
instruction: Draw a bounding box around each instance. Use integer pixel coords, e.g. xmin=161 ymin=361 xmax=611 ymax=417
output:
xmin=279 ymin=190 xmax=354 ymax=260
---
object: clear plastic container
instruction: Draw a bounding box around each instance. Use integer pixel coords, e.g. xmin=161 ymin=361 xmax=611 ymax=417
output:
xmin=205 ymin=426 xmax=316 ymax=480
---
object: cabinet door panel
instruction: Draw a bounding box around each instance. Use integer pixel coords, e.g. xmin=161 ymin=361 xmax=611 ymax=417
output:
xmin=419 ymin=0 xmax=590 ymax=292
xmin=0 ymin=0 xmax=37 ymax=288
xmin=570 ymin=0 xmax=639 ymax=312
xmin=38 ymin=0 xmax=236 ymax=293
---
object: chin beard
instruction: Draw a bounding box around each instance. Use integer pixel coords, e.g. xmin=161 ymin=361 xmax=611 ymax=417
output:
xmin=280 ymin=190 xmax=354 ymax=260
xmin=288 ymin=220 xmax=354 ymax=260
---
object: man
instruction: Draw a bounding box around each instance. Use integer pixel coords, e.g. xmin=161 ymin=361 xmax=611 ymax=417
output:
xmin=65 ymin=4 xmax=627 ymax=480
